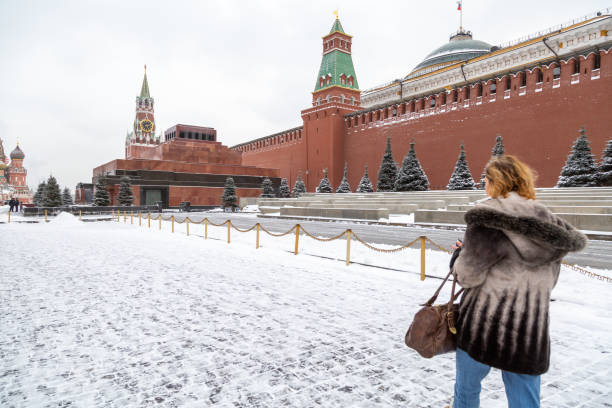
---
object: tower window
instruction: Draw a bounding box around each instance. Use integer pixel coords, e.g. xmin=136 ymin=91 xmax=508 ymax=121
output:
xmin=553 ymin=66 xmax=561 ymax=79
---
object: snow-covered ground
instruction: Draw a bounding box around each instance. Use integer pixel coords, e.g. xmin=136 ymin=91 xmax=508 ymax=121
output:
xmin=1 ymin=213 xmax=611 ymax=407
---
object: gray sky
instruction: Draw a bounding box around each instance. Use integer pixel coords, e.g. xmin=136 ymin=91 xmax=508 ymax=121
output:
xmin=1 ymin=0 xmax=610 ymax=192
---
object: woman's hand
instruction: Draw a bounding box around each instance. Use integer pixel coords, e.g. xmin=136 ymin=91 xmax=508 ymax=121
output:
xmin=451 ymin=239 xmax=463 ymax=251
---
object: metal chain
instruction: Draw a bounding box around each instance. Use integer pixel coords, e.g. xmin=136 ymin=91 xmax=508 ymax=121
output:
xmin=352 ymin=232 xmax=421 ymax=253
xmin=300 ymin=226 xmax=347 ymax=241
xmin=562 ymin=261 xmax=612 ymax=283
xmin=259 ymin=224 xmax=296 ymax=237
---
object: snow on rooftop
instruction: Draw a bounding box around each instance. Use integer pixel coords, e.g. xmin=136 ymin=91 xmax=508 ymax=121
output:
xmin=1 ymin=219 xmax=610 ymax=406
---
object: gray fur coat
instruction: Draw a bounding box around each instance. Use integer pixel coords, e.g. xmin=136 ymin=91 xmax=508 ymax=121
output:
xmin=454 ymin=192 xmax=587 ymax=375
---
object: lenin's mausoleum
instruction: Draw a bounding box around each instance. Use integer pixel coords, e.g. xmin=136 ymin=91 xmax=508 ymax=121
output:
xmin=87 ymin=10 xmax=612 ymax=206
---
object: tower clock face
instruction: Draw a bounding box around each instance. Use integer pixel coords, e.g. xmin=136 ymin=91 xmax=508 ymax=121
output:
xmin=140 ymin=119 xmax=154 ymax=132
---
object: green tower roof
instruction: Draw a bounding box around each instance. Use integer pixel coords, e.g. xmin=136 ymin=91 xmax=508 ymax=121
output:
xmin=140 ymin=71 xmax=150 ymax=98
xmin=329 ymin=18 xmax=344 ymax=34
xmin=314 ymin=50 xmax=359 ymax=92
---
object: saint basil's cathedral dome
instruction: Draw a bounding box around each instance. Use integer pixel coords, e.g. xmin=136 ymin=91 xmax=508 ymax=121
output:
xmin=10 ymin=144 xmax=25 ymax=160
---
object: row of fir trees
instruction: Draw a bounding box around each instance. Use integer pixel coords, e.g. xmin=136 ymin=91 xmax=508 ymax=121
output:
xmin=189 ymin=126 xmax=612 ymax=208
xmin=33 ymin=175 xmax=73 ymax=207
xmin=92 ymin=176 xmax=135 ymax=206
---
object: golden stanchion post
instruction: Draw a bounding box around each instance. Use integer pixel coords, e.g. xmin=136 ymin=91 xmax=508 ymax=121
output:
xmin=130 ymin=211 xmax=133 ymax=224
xmin=112 ymin=209 xmax=115 ymax=221
xmin=171 ymin=216 xmax=174 ymax=233
xmin=186 ymin=218 xmax=189 ymax=236
xmin=138 ymin=212 xmax=141 ymax=226
xmin=420 ymin=236 xmax=426 ymax=281
xmin=148 ymin=213 xmax=151 ymax=228
xmin=44 ymin=209 xmax=48 ymax=223
xmin=294 ymin=224 xmax=300 ymax=255
xmin=159 ymin=215 xmax=161 ymax=230
xmin=7 ymin=211 xmax=10 ymax=223
xmin=204 ymin=218 xmax=208 ymax=239
xmin=123 ymin=211 xmax=127 ymax=223
xmin=256 ymin=223 xmax=260 ymax=249
xmin=79 ymin=210 xmax=82 ymax=221
xmin=227 ymin=220 xmax=230 ymax=244
xmin=346 ymin=229 xmax=352 ymax=266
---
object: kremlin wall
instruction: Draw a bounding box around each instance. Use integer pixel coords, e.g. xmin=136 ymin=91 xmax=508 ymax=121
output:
xmin=232 ymin=11 xmax=612 ymax=191
xmin=86 ymin=10 xmax=612 ymax=206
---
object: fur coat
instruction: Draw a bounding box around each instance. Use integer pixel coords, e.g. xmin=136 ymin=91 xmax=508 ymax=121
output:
xmin=454 ymin=192 xmax=587 ymax=375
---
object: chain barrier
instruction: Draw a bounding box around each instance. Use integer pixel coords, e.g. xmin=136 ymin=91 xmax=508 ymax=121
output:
xmin=352 ymin=232 xmax=421 ymax=253
xmin=259 ymin=224 xmax=297 ymax=237
xmin=300 ymin=226 xmax=347 ymax=242
xmin=562 ymin=261 xmax=612 ymax=283
xmin=109 ymin=214 xmax=611 ymax=284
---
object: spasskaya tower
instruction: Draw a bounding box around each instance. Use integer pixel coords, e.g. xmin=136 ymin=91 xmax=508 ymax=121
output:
xmin=125 ymin=66 xmax=159 ymax=159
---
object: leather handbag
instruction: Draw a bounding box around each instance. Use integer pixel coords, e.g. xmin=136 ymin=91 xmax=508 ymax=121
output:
xmin=405 ymin=269 xmax=464 ymax=358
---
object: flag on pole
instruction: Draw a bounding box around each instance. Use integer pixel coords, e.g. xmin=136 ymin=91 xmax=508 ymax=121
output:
xmin=457 ymin=1 xmax=462 ymax=11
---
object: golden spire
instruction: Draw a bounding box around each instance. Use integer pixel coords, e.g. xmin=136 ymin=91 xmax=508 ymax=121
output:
xmin=333 ymin=9 xmax=338 ymax=19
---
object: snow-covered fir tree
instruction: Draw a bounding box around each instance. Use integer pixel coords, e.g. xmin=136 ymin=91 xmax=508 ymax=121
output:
xmin=480 ymin=134 xmax=505 ymax=189
xmin=557 ymin=127 xmax=598 ymax=187
xmin=33 ymin=181 xmax=47 ymax=207
xmin=43 ymin=175 xmax=62 ymax=207
xmin=356 ymin=164 xmax=374 ymax=193
xmin=336 ymin=163 xmax=351 ymax=193
xmin=377 ymin=136 xmax=398 ymax=192
xmin=597 ymin=137 xmax=612 ymax=186
xmin=317 ymin=168 xmax=333 ymax=193
xmin=260 ymin=177 xmax=275 ymax=198
xmin=447 ymin=143 xmax=476 ymax=190
xmin=93 ymin=177 xmax=111 ymax=206
xmin=394 ymin=140 xmax=429 ymax=191
xmin=221 ymin=177 xmax=238 ymax=208
xmin=61 ymin=187 xmax=73 ymax=205
xmin=292 ymin=172 xmax=306 ymax=198
xmin=278 ymin=178 xmax=291 ymax=198
xmin=117 ymin=176 xmax=134 ymax=206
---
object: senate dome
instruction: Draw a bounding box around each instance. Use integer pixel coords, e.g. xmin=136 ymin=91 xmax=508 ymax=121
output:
xmin=10 ymin=144 xmax=25 ymax=160
xmin=409 ymin=30 xmax=492 ymax=76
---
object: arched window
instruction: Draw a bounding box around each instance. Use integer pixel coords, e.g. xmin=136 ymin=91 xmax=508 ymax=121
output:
xmin=348 ymin=76 xmax=353 ymax=87
xmin=351 ymin=96 xmax=356 ymax=105
xmin=326 ymin=95 xmax=331 ymax=103
xmin=340 ymin=94 xmax=345 ymax=104
xmin=320 ymin=78 xmax=324 ymax=87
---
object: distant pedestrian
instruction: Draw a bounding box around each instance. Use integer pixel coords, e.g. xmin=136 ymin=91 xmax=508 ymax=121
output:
xmin=8 ymin=198 xmax=15 ymax=212
xmin=19 ymin=200 xmax=23 ymax=212
xmin=15 ymin=198 xmax=20 ymax=212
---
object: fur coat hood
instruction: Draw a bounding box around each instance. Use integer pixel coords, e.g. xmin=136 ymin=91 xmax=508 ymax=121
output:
xmin=454 ymin=192 xmax=586 ymax=375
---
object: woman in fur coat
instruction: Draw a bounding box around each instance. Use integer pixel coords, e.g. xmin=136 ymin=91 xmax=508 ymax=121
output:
xmin=451 ymin=155 xmax=587 ymax=408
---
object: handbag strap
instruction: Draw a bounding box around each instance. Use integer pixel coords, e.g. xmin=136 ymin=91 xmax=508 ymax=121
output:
xmin=423 ymin=269 xmax=465 ymax=307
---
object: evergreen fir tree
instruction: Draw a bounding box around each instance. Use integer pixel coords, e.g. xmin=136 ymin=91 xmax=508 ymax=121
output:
xmin=278 ymin=178 xmax=291 ymax=198
xmin=117 ymin=176 xmax=134 ymax=206
xmin=317 ymin=168 xmax=333 ymax=193
xmin=480 ymin=134 xmax=505 ymax=189
xmin=43 ymin=175 xmax=62 ymax=207
xmin=221 ymin=177 xmax=238 ymax=208
xmin=447 ymin=143 xmax=476 ymax=190
xmin=377 ymin=136 xmax=398 ymax=192
xmin=33 ymin=181 xmax=47 ymax=207
xmin=292 ymin=171 xmax=306 ymax=198
xmin=557 ymin=127 xmax=598 ymax=187
xmin=61 ymin=187 xmax=73 ymax=206
xmin=93 ymin=177 xmax=111 ymax=206
xmin=336 ymin=163 xmax=351 ymax=193
xmin=394 ymin=140 xmax=429 ymax=191
xmin=357 ymin=164 xmax=374 ymax=193
xmin=260 ymin=177 xmax=275 ymax=198
xmin=597 ymin=137 xmax=612 ymax=186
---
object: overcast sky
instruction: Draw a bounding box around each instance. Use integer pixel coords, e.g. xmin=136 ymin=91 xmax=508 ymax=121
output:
xmin=1 ymin=0 xmax=610 ymax=192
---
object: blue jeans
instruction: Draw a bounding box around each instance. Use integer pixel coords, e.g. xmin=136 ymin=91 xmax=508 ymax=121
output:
xmin=454 ymin=348 xmax=540 ymax=408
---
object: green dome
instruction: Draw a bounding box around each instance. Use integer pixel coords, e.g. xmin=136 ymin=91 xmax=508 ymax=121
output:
xmin=411 ymin=33 xmax=492 ymax=75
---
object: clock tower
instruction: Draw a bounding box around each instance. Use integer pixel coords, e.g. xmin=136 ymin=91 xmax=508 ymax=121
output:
xmin=126 ymin=66 xmax=159 ymax=159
